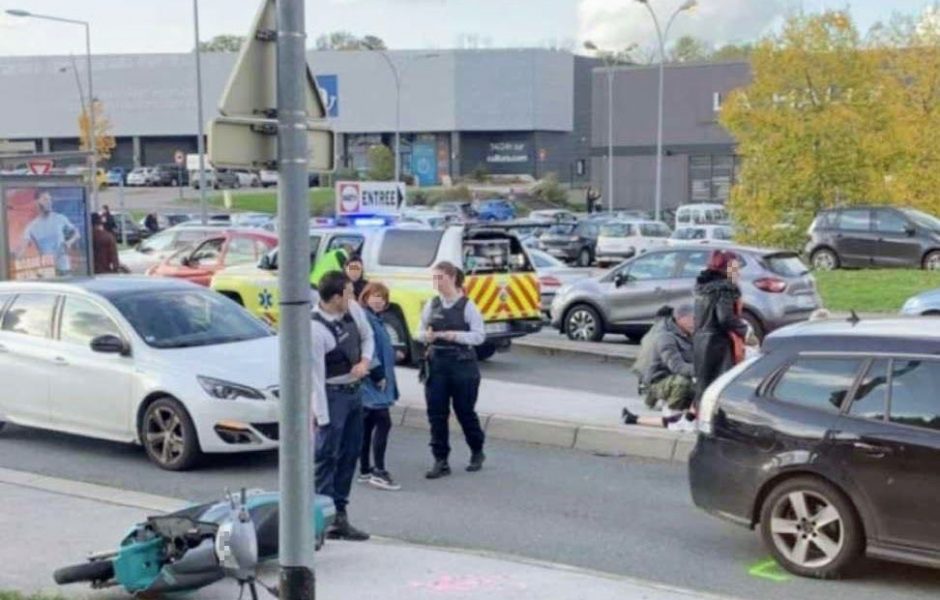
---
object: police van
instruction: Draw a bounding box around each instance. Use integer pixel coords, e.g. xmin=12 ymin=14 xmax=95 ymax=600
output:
xmin=210 ymin=223 xmax=543 ymax=362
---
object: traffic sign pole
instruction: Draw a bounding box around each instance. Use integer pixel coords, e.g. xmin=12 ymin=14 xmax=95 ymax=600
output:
xmin=276 ymin=0 xmax=315 ymax=599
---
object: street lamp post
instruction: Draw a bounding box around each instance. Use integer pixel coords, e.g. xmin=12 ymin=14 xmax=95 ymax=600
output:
xmin=7 ymin=9 xmax=97 ymax=210
xmin=635 ymin=0 xmax=697 ymax=222
xmin=192 ymin=0 xmax=209 ymax=225
xmin=366 ymin=49 xmax=439 ymax=182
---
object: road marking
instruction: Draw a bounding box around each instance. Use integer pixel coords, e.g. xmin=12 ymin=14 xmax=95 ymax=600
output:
xmin=748 ymin=559 xmax=790 ymax=582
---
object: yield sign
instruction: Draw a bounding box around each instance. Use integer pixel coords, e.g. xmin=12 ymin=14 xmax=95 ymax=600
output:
xmin=27 ymin=159 xmax=54 ymax=175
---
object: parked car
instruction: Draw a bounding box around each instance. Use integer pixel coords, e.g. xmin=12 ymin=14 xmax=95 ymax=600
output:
xmin=229 ymin=212 xmax=275 ymax=229
xmin=137 ymin=213 xmax=194 ymax=232
xmin=110 ymin=213 xmax=149 ymax=246
xmin=148 ymin=230 xmax=278 ymax=287
xmin=595 ymin=220 xmax=672 ymax=267
xmin=550 ymin=244 xmax=821 ymax=342
xmin=690 ymin=317 xmax=940 ymax=578
xmin=400 ymin=209 xmax=447 ymax=229
xmin=0 ymin=278 xmax=280 ymax=470
xmin=152 ymin=164 xmax=189 ymax=187
xmin=119 ymin=225 xmax=228 ymax=274
xmin=233 ymin=170 xmax=261 ymax=188
xmin=538 ymin=221 xmax=602 ymax=267
xmin=901 ymin=287 xmax=940 ymax=316
xmin=670 ymin=224 xmax=735 ymax=243
xmin=475 ymin=199 xmax=516 ymax=222
xmin=675 ymin=203 xmax=730 ymax=227
xmin=529 ymin=209 xmax=578 ymax=224
xmin=259 ymin=169 xmax=279 ymax=188
xmin=434 ymin=201 xmax=477 ymax=223
xmin=191 ymin=169 xmax=239 ymax=190
xmin=106 ymin=167 xmax=126 ymax=186
xmin=126 ymin=167 xmax=155 ymax=187
xmin=805 ymin=206 xmax=940 ymax=271
xmin=528 ymin=249 xmax=591 ymax=314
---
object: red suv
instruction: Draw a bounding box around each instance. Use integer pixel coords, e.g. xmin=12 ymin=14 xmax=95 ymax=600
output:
xmin=147 ymin=229 xmax=277 ymax=287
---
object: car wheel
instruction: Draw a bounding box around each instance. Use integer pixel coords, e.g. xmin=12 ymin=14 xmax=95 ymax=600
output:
xmin=565 ymin=304 xmax=604 ymax=342
xmin=811 ymin=248 xmax=839 ymax=271
xmin=759 ymin=476 xmax=863 ymax=579
xmin=923 ymin=251 xmax=940 ymax=271
xmin=0 ymin=420 xmax=5 ymax=433
xmin=234 ymin=180 xmax=241 ymax=189
xmin=141 ymin=397 xmax=201 ymax=471
xmin=924 ymin=310 xmax=940 ymax=317
xmin=577 ymin=248 xmax=591 ymax=267
xmin=741 ymin=310 xmax=765 ymax=341
xmin=475 ymin=343 xmax=497 ymax=361
xmin=382 ymin=309 xmax=412 ymax=365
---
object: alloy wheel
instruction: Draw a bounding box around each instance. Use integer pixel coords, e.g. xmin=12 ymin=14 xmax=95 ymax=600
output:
xmin=567 ymin=309 xmax=597 ymax=341
xmin=812 ymin=250 xmax=837 ymax=271
xmin=769 ymin=490 xmax=844 ymax=569
xmin=144 ymin=406 xmax=186 ymax=467
xmin=926 ymin=253 xmax=940 ymax=271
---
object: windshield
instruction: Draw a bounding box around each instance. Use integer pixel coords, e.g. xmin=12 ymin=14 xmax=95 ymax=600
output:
xmin=111 ymin=289 xmax=272 ymax=349
xmin=764 ymin=253 xmax=809 ymax=277
xmin=673 ymin=228 xmax=704 ymax=240
xmin=901 ymin=209 xmax=940 ymax=231
xmin=600 ymin=222 xmax=634 ymax=237
xmin=546 ymin=224 xmax=575 ymax=235
xmin=530 ymin=250 xmax=565 ymax=268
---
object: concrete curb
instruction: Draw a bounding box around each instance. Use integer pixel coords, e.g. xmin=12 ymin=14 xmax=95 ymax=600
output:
xmin=389 ymin=406 xmax=693 ymax=464
xmin=514 ymin=336 xmax=636 ymax=364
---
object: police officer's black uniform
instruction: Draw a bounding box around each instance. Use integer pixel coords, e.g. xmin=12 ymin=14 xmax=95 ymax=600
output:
xmin=424 ymin=296 xmax=486 ymax=478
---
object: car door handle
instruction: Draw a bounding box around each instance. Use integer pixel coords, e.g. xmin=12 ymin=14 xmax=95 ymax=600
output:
xmin=853 ymin=441 xmax=892 ymax=458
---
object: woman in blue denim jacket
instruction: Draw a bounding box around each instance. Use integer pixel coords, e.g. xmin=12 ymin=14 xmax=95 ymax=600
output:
xmin=357 ymin=282 xmax=402 ymax=491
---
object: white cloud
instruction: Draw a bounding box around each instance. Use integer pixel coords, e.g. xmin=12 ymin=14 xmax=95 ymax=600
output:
xmin=577 ymin=0 xmax=791 ymax=52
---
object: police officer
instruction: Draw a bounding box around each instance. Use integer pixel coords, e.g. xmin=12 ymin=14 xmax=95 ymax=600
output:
xmin=418 ymin=261 xmax=487 ymax=479
xmin=311 ymin=271 xmax=375 ymax=540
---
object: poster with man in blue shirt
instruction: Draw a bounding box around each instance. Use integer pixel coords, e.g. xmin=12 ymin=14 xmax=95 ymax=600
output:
xmin=6 ymin=187 xmax=88 ymax=279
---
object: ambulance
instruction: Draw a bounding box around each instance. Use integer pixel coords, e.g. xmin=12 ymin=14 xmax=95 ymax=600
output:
xmin=209 ymin=223 xmax=543 ymax=362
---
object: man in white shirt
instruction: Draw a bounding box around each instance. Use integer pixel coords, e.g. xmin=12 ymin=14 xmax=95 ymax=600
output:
xmin=310 ymin=271 xmax=374 ymax=541
xmin=14 ymin=192 xmax=80 ymax=276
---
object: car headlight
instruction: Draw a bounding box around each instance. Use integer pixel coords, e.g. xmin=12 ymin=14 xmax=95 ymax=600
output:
xmin=198 ymin=376 xmax=265 ymax=400
xmin=901 ymin=296 xmax=922 ymax=315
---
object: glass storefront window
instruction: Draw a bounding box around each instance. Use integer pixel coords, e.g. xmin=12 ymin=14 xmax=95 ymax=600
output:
xmin=689 ymin=154 xmax=739 ymax=204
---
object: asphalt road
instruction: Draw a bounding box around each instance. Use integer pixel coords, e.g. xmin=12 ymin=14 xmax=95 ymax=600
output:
xmin=479 ymin=345 xmax=635 ymax=397
xmin=1 ymin=426 xmax=937 ymax=600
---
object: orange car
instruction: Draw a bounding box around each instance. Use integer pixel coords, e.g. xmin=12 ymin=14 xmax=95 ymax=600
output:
xmin=147 ymin=229 xmax=278 ymax=287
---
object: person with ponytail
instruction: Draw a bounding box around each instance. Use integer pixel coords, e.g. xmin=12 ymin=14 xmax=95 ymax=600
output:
xmin=417 ymin=261 xmax=487 ymax=479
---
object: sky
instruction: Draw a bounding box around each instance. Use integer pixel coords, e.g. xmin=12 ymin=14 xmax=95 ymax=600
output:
xmin=0 ymin=0 xmax=937 ymax=57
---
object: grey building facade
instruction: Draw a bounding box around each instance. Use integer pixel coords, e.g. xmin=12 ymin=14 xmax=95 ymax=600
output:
xmin=590 ymin=61 xmax=751 ymax=211
xmin=0 ymin=49 xmax=597 ymax=186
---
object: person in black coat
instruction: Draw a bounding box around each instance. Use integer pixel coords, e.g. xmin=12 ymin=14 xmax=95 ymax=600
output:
xmin=692 ymin=249 xmax=750 ymax=406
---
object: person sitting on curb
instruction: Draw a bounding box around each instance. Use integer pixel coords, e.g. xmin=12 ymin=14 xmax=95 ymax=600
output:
xmin=622 ymin=303 xmax=696 ymax=431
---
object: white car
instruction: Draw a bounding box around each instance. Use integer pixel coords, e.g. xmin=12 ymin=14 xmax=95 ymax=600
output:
xmin=259 ymin=169 xmax=279 ymax=188
xmin=669 ymin=224 xmax=735 ymax=244
xmin=529 ymin=209 xmax=578 ymax=224
xmin=0 ymin=278 xmax=280 ymax=470
xmin=674 ymin=203 xmax=730 ymax=227
xmin=126 ymin=167 xmax=155 ymax=187
xmin=118 ymin=225 xmax=223 ymax=274
xmin=595 ymin=220 xmax=673 ymax=267
xmin=234 ymin=170 xmax=261 ymax=188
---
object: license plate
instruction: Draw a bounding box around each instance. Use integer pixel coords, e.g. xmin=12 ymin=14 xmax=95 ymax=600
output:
xmin=485 ymin=322 xmax=510 ymax=334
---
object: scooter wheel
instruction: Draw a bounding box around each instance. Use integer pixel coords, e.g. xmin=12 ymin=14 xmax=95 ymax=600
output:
xmin=54 ymin=560 xmax=115 ymax=585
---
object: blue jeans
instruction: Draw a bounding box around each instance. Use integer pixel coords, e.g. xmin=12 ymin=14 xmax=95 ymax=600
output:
xmin=315 ymin=387 xmax=364 ymax=514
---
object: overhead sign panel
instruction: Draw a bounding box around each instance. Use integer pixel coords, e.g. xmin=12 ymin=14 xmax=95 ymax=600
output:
xmin=208 ymin=117 xmax=334 ymax=171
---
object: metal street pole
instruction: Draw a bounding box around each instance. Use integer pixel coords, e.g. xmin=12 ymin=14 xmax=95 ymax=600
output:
xmin=193 ymin=0 xmax=209 ymax=225
xmin=276 ymin=0 xmax=315 ymax=599
xmin=118 ymin=178 xmax=127 ymax=247
xmin=638 ymin=0 xmax=697 ymax=222
xmin=606 ymin=63 xmax=614 ymax=213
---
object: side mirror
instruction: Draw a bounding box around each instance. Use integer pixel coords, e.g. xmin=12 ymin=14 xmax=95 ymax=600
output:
xmin=180 ymin=256 xmax=192 ymax=267
xmin=614 ymin=272 xmax=630 ymax=287
xmin=90 ymin=335 xmax=129 ymax=356
xmin=905 ymin=225 xmax=917 ymax=237
xmin=259 ymin=254 xmax=273 ymax=270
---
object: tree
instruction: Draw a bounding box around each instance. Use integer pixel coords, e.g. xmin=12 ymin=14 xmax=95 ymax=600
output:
xmin=670 ymin=35 xmax=711 ymax=63
xmin=78 ymin=99 xmax=116 ymax=162
xmin=198 ymin=35 xmax=245 ymax=53
xmin=367 ymin=145 xmax=395 ymax=181
xmin=710 ymin=42 xmax=754 ymax=61
xmin=720 ymin=11 xmax=893 ymax=248
xmin=314 ymin=31 xmax=386 ymax=51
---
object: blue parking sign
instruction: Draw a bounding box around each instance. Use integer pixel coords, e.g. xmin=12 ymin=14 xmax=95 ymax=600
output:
xmin=315 ymin=75 xmax=339 ymax=118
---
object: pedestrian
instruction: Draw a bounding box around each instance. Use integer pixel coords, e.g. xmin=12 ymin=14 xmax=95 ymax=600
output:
xmin=100 ymin=204 xmax=118 ymax=237
xmin=622 ymin=303 xmax=696 ymax=431
xmin=92 ymin=212 xmax=120 ymax=274
xmin=357 ymin=282 xmax=402 ymax=491
xmin=419 ymin=261 xmax=487 ymax=479
xmin=311 ymin=270 xmax=375 ymax=541
xmin=692 ymin=249 xmax=750 ymax=406
xmin=344 ymin=255 xmax=369 ymax=300
xmin=631 ymin=305 xmax=674 ymax=396
xmin=144 ymin=212 xmax=160 ymax=234
xmin=585 ymin=186 xmax=601 ymax=214
xmin=310 ymin=246 xmax=349 ymax=289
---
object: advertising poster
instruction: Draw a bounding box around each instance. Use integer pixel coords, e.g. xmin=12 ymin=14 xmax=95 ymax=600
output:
xmin=4 ymin=186 xmax=89 ymax=280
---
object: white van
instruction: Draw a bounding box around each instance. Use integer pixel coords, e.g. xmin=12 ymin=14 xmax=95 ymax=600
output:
xmin=675 ymin=203 xmax=730 ymax=227
xmin=595 ymin=220 xmax=672 ymax=267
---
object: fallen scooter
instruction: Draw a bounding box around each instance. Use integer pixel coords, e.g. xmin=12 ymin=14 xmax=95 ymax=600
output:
xmin=53 ymin=489 xmax=335 ymax=597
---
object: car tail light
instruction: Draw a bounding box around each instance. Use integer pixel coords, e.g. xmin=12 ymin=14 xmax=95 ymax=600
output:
xmin=698 ymin=356 xmax=759 ymax=435
xmin=539 ymin=276 xmax=561 ymax=289
xmin=753 ymin=277 xmax=787 ymax=293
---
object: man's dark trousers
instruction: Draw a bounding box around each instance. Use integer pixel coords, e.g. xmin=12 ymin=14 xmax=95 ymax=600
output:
xmin=315 ymin=386 xmax=364 ymax=514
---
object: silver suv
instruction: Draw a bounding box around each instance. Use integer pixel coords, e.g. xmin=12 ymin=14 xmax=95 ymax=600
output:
xmin=550 ymin=244 xmax=821 ymax=342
